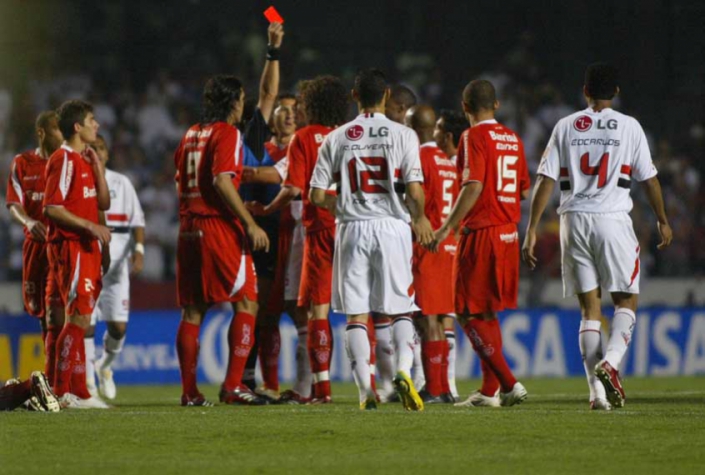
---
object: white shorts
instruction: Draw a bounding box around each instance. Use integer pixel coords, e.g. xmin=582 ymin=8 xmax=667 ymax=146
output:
xmin=332 ymin=218 xmax=419 ymax=316
xmin=284 ymin=221 xmax=305 ymax=301
xmin=560 ymin=212 xmax=640 ymax=297
xmin=91 ymin=258 xmax=130 ymax=324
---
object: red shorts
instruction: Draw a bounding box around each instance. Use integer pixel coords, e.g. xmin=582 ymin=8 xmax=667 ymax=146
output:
xmin=454 ymin=223 xmax=519 ymax=315
xmin=22 ymin=239 xmax=49 ymax=318
xmin=177 ymin=216 xmax=258 ymax=307
xmin=298 ymin=226 xmax=334 ymax=308
xmin=266 ymin=211 xmax=295 ymax=315
xmin=47 ymin=240 xmax=102 ymax=316
xmin=413 ymin=237 xmax=456 ymax=316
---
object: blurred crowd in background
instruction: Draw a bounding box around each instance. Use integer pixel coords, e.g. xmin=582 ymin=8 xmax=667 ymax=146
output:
xmin=1 ymin=10 xmax=703 ymax=288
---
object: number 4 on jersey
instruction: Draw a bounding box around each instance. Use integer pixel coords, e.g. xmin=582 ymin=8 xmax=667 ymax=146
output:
xmin=580 ymin=152 xmax=609 ymax=188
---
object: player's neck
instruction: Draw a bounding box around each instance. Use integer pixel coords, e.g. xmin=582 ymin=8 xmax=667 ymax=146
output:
xmin=470 ymin=111 xmax=495 ymax=126
xmin=587 ymin=99 xmax=613 ymax=112
xmin=444 ymin=144 xmax=457 ymax=157
xmin=418 ymin=131 xmax=434 ymax=144
xmin=66 ymin=136 xmax=87 ymax=153
xmin=359 ymin=104 xmax=385 ymax=115
xmin=38 ymin=145 xmax=50 ymax=160
xmin=273 ymin=134 xmax=293 ymax=148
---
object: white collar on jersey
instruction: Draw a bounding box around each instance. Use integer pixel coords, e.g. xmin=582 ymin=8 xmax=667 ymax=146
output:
xmin=475 ymin=119 xmax=498 ymax=126
xmin=420 ymin=141 xmax=438 ymax=148
xmin=357 ymin=112 xmax=388 ymax=119
xmin=585 ymin=107 xmax=614 ymax=114
xmin=60 ymin=143 xmax=76 ymax=153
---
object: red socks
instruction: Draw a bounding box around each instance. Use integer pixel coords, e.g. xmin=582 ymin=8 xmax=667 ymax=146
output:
xmin=258 ymin=324 xmax=281 ymax=392
xmin=308 ymin=319 xmax=332 ymax=398
xmin=463 ymin=319 xmax=516 ymax=393
xmin=44 ymin=326 xmax=61 ymax=387
xmin=422 ymin=341 xmax=444 ymax=397
xmin=222 ymin=312 xmax=256 ymax=392
xmin=366 ymin=319 xmax=377 ymax=394
xmin=480 ymin=360 xmax=500 ymax=396
xmin=0 ymin=379 xmax=33 ymax=411
xmin=176 ymin=321 xmax=201 ymax=397
xmin=70 ymin=335 xmax=91 ymax=399
xmin=53 ymin=323 xmax=85 ymax=397
xmin=440 ymin=340 xmax=451 ymax=395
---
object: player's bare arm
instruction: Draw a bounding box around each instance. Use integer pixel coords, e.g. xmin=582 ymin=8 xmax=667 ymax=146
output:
xmin=309 ymin=187 xmax=336 ymax=216
xmin=213 ymin=173 xmax=270 ymax=252
xmin=8 ymin=204 xmax=46 ymax=241
xmin=242 ymin=166 xmax=283 ymax=185
xmin=521 ymin=174 xmax=556 ymax=270
xmin=248 ymin=185 xmax=300 ymax=217
xmin=44 ymin=206 xmax=111 ymax=246
xmin=257 ymin=22 xmax=284 ymax=122
xmin=99 ymin=211 xmax=111 ymax=274
xmin=432 ymin=181 xmax=483 ymax=252
xmin=83 ymin=147 xmax=111 ymax=211
xmin=641 ymin=176 xmax=672 ymax=249
xmin=404 ymin=181 xmax=434 ymax=247
xmin=131 ymin=226 xmax=145 ymax=275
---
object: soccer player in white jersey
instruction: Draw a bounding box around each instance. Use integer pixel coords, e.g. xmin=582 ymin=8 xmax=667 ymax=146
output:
xmin=522 ymin=63 xmax=672 ymax=410
xmin=85 ymin=134 xmax=146 ymax=399
xmin=310 ymin=69 xmax=434 ymax=411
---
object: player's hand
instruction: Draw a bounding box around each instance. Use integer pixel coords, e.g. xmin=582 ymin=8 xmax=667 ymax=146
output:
xmin=130 ymin=251 xmax=144 ymax=275
xmin=82 ymin=147 xmax=100 ymax=168
xmin=521 ymin=229 xmax=538 ymax=270
xmin=268 ymin=22 xmax=284 ymax=48
xmin=412 ymin=216 xmax=434 ymax=249
xmin=26 ymin=219 xmax=47 ymax=241
xmin=657 ymin=222 xmax=673 ymax=250
xmin=246 ymin=201 xmax=267 ymax=216
xmin=101 ymin=244 xmax=111 ymax=276
xmin=247 ymin=223 xmax=270 ymax=252
xmin=242 ymin=167 xmax=258 ymax=183
xmin=88 ymin=222 xmax=112 ymax=246
xmin=430 ymin=226 xmax=451 ymax=253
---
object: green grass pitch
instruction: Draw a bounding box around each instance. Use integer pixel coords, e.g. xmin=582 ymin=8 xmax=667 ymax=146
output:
xmin=2 ymin=377 xmax=705 ymax=475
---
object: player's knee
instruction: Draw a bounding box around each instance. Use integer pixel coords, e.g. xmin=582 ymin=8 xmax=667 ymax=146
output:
xmin=107 ymin=322 xmax=127 ymax=339
xmin=235 ymin=299 xmax=259 ymax=317
xmin=611 ymin=292 xmax=637 ymax=311
xmin=85 ymin=325 xmax=96 ymax=338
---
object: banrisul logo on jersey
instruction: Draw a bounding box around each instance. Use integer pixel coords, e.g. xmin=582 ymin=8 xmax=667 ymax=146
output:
xmin=346 ymin=125 xmax=364 ymax=141
xmin=573 ymin=116 xmax=593 ymax=132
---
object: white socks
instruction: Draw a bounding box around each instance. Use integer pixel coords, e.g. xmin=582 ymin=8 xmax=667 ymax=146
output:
xmin=345 ymin=323 xmax=372 ymax=403
xmin=605 ymin=308 xmax=636 ymax=369
xmin=579 ymin=320 xmax=606 ymax=402
xmin=392 ymin=317 xmax=416 ymax=376
xmin=445 ymin=329 xmax=458 ymax=398
xmin=84 ymin=337 xmax=96 ymax=390
xmin=97 ymin=331 xmax=125 ymax=371
xmin=293 ymin=326 xmax=312 ymax=398
xmin=374 ymin=323 xmax=395 ymax=395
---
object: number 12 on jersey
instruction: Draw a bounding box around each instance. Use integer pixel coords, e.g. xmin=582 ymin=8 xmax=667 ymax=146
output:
xmin=348 ymin=157 xmax=389 ymax=194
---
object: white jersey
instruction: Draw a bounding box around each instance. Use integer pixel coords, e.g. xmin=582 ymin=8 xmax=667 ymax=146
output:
xmin=310 ymin=112 xmax=423 ymax=223
xmin=538 ymin=107 xmax=657 ymax=214
xmin=274 ymin=156 xmax=303 ymax=222
xmin=104 ymin=169 xmax=145 ymax=264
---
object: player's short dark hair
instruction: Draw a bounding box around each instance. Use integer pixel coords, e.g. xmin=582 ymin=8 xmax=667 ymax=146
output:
xmin=302 ymin=75 xmax=348 ymax=127
xmin=585 ymin=62 xmax=619 ymax=100
xmin=35 ymin=110 xmax=58 ymax=132
xmin=57 ymin=100 xmax=94 ymax=140
xmin=200 ymin=74 xmax=243 ymax=124
xmin=462 ymin=80 xmax=496 ymax=114
xmin=389 ymin=84 xmax=417 ymax=109
xmin=439 ymin=110 xmax=468 ymax=146
xmin=353 ymin=69 xmax=388 ymax=108
xmin=276 ymin=93 xmax=296 ymax=106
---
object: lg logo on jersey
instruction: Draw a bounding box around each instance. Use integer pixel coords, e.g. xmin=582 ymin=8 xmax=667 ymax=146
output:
xmin=345 ymin=125 xmax=389 ymax=141
xmin=573 ymin=116 xmax=618 ymax=132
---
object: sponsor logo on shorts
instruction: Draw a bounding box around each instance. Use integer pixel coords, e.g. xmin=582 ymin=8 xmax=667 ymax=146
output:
xmin=498 ymin=196 xmax=517 ymax=203
xmin=499 ymin=231 xmax=518 ymax=243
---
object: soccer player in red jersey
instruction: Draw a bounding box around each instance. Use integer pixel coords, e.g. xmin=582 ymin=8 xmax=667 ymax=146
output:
xmin=43 ymin=100 xmax=112 ymax=409
xmin=174 ymin=74 xmax=270 ymax=406
xmin=433 ymin=80 xmax=530 ymax=407
xmin=405 ymin=105 xmax=459 ymax=404
xmin=284 ymin=76 xmax=348 ymax=404
xmin=6 ymin=111 xmax=63 ymax=378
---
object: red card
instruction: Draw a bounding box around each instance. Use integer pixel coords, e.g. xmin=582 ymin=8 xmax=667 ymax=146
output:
xmin=264 ymin=6 xmax=284 ymax=24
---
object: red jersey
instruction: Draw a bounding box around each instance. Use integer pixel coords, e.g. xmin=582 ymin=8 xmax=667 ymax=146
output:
xmin=43 ymin=145 xmax=100 ymax=242
xmin=174 ymin=122 xmax=244 ymax=219
xmin=6 ymin=149 xmax=49 ymax=240
xmin=284 ymin=125 xmax=335 ymax=232
xmin=458 ymin=121 xmax=530 ymax=230
xmin=419 ymin=142 xmax=459 ymax=230
xmin=264 ymin=140 xmax=288 ymax=163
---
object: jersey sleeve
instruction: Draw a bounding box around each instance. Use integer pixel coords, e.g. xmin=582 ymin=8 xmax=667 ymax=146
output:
xmin=310 ymin=135 xmax=334 ymax=190
xmin=43 ymin=153 xmax=75 ymax=207
xmin=401 ymin=130 xmax=423 ymax=184
xmin=462 ymin=131 xmax=486 ymax=186
xmin=6 ymin=157 xmax=24 ymax=206
xmin=274 ymin=156 xmax=288 ymax=182
xmin=630 ymin=120 xmax=658 ymax=182
xmin=284 ymin=133 xmax=306 ymax=189
xmin=537 ymin=123 xmax=561 ymax=180
xmin=127 ymin=179 xmax=146 ymax=228
xmin=212 ymin=127 xmax=241 ymax=177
